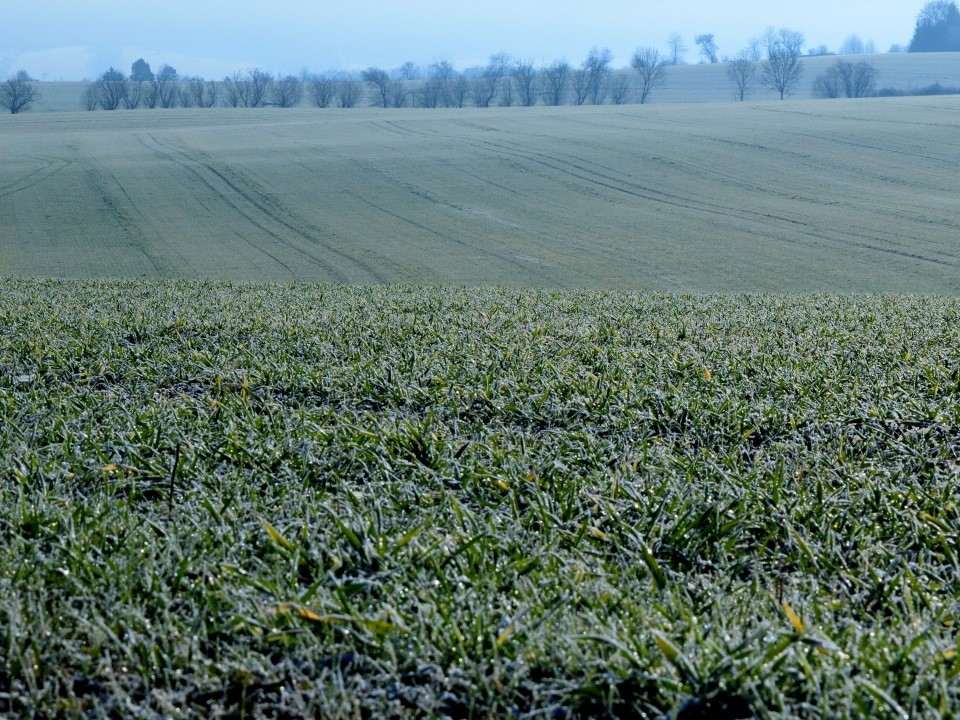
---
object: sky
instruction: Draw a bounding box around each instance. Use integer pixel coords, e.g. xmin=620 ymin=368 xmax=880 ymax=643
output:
xmin=0 ymin=1 xmax=922 ymax=81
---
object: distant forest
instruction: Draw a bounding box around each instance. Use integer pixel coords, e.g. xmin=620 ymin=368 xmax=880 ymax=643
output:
xmin=909 ymin=0 xmax=960 ymax=52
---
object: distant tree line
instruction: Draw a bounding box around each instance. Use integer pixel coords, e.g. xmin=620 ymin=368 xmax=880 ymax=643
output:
xmin=77 ymin=51 xmax=673 ymax=111
xmin=4 ymin=5 xmax=954 ymax=116
xmin=75 ymin=37 xmax=811 ymax=114
xmin=65 ymin=27 xmax=837 ymax=113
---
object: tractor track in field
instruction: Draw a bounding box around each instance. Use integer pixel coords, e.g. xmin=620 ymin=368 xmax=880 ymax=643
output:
xmin=79 ymin=157 xmax=174 ymax=277
xmin=133 ymin=134 xmax=300 ymax=278
xmin=362 ymin=117 xmax=957 ymax=270
xmin=432 ymin=122 xmax=958 ymax=270
xmin=526 ymin=119 xmax=834 ymax=203
xmin=626 ymin=128 xmax=960 ymax=245
xmin=343 ymin=162 xmax=562 ymax=284
xmin=790 ymin=128 xmax=960 ymax=172
xmin=137 ymin=134 xmax=390 ymax=283
xmin=0 ymin=155 xmax=73 ymax=199
xmin=539 ymin=134 xmax=960 ymax=263
xmin=288 ymin=133 xmax=567 ymax=284
xmin=437 ymin=119 xmax=822 ymax=222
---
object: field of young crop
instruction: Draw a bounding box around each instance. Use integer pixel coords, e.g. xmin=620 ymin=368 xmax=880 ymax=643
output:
xmin=1 ymin=278 xmax=958 ymax=718
xmin=2 ymin=96 xmax=960 ymax=291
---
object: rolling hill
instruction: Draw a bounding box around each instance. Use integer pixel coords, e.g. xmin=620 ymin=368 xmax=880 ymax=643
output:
xmin=2 ymin=96 xmax=958 ymax=291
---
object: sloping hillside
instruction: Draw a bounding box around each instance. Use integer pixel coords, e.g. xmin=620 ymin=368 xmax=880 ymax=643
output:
xmin=2 ymin=97 xmax=959 ymax=291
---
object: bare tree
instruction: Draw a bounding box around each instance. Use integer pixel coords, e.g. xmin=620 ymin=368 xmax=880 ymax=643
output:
xmin=247 ymin=68 xmax=272 ymax=107
xmin=667 ymin=33 xmax=687 ymax=65
xmin=420 ymin=61 xmax=456 ymax=107
xmin=726 ymin=51 xmax=758 ymax=101
xmin=473 ymin=52 xmax=510 ymax=108
xmin=571 ymin=66 xmax=590 ymax=105
xmin=695 ymin=34 xmax=720 ymax=63
xmin=812 ymin=74 xmax=842 ymax=98
xmin=190 ymin=78 xmax=219 ymax=108
xmin=225 ymin=69 xmax=272 ymax=108
xmin=388 ymin=80 xmax=409 ymax=108
xmin=513 ymin=59 xmax=538 ymax=106
xmin=918 ymin=0 xmax=959 ymax=24
xmin=1 ymin=70 xmax=40 ymax=114
xmin=177 ymin=82 xmax=194 ymax=108
xmin=468 ymin=76 xmax=484 ymax=107
xmin=82 ymin=83 xmax=99 ymax=111
xmin=122 ymin=80 xmax=142 ymax=109
xmin=745 ymin=35 xmax=764 ymax=61
xmin=155 ymin=64 xmax=179 ymax=108
xmin=842 ymin=60 xmax=877 ymax=96
xmin=540 ymin=60 xmax=570 ymax=106
xmin=142 ymin=78 xmax=161 ymax=108
xmin=584 ymin=47 xmax=613 ymax=104
xmin=775 ymin=28 xmax=806 ymax=56
xmin=391 ymin=87 xmax=411 ymax=108
xmin=362 ymin=67 xmax=393 ymax=108
xmin=157 ymin=83 xmax=177 ymax=108
xmin=335 ymin=78 xmax=363 ymax=108
xmin=307 ymin=73 xmax=336 ymax=108
xmin=839 ymin=34 xmax=866 ymax=54
xmin=157 ymin=82 xmax=178 ymax=108
xmin=762 ymin=45 xmax=804 ymax=100
xmin=631 ymin=47 xmax=668 ymax=104
xmin=760 ymin=27 xmax=779 ymax=55
xmin=500 ymin=69 xmax=515 ymax=106
xmin=449 ymin=74 xmax=470 ymax=108
xmin=419 ymin=75 xmax=443 ymax=108
xmin=398 ymin=62 xmax=420 ymax=82
xmin=223 ymin=71 xmax=243 ymax=107
xmin=271 ymin=74 xmax=303 ymax=107
xmin=387 ymin=63 xmax=417 ymax=108
xmin=97 ymin=67 xmax=127 ymax=110
xmin=608 ymin=73 xmax=633 ymax=104
xmin=813 ymin=59 xmax=877 ymax=98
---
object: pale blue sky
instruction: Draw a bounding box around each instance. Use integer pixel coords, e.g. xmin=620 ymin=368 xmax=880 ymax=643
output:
xmin=1 ymin=1 xmax=921 ymax=80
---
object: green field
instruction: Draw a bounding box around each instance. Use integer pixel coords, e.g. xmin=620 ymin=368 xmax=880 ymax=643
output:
xmin=1 ymin=279 xmax=959 ymax=718
xmin=2 ymin=97 xmax=960 ymax=291
xmin=3 ymin=85 xmax=960 ymax=718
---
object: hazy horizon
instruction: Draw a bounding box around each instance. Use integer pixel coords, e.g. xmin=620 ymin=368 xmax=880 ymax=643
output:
xmin=1 ymin=1 xmax=924 ymax=81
